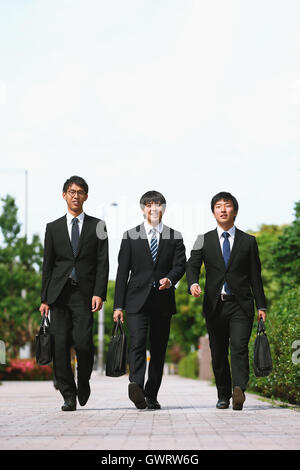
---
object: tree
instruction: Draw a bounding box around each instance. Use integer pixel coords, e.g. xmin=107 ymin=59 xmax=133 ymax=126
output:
xmin=270 ymin=201 xmax=300 ymax=291
xmin=0 ymin=195 xmax=43 ymax=358
xmin=249 ymin=224 xmax=285 ymax=308
xmin=167 ymin=274 xmax=207 ymax=358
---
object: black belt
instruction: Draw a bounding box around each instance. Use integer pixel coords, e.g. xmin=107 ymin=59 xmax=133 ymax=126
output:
xmin=67 ymin=278 xmax=79 ymax=287
xmin=220 ymin=294 xmax=235 ymax=302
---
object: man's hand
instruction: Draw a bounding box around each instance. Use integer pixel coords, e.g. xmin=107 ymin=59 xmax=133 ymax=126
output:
xmin=159 ymin=278 xmax=171 ymax=290
xmin=91 ymin=296 xmax=103 ymax=312
xmin=258 ymin=309 xmax=267 ymax=322
xmin=39 ymin=302 xmax=50 ymax=317
xmin=190 ymin=284 xmax=202 ymax=297
xmin=113 ymin=309 xmax=124 ymax=323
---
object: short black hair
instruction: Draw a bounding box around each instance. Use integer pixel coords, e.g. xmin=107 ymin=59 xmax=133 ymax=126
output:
xmin=211 ymin=192 xmax=239 ymax=213
xmin=63 ymin=176 xmax=89 ymax=194
xmin=140 ymin=190 xmax=166 ymax=209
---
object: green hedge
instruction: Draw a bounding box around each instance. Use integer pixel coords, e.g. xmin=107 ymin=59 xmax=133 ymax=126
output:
xmin=248 ymin=286 xmax=300 ymax=405
xmin=178 ymin=351 xmax=199 ymax=379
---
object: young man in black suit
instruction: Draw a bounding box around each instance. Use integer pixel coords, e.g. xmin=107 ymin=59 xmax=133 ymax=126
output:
xmin=39 ymin=176 xmax=109 ymax=411
xmin=113 ymin=191 xmax=186 ymax=410
xmin=186 ymin=192 xmax=266 ymax=410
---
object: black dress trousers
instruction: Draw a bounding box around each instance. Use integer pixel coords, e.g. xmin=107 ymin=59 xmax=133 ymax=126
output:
xmin=205 ymin=299 xmax=253 ymax=399
xmin=126 ymin=288 xmax=171 ymax=400
xmin=50 ymin=281 xmax=94 ymax=400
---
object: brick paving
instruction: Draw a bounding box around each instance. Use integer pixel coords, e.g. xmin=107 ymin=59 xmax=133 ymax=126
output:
xmin=0 ymin=373 xmax=299 ymax=450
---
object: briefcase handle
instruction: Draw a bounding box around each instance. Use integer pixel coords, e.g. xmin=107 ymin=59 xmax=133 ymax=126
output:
xmin=40 ymin=314 xmax=50 ymax=335
xmin=111 ymin=318 xmax=125 ymax=337
xmin=257 ymin=317 xmax=266 ymax=334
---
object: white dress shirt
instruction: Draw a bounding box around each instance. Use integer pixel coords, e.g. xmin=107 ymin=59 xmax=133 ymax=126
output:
xmin=66 ymin=211 xmax=85 ymax=240
xmin=143 ymin=219 xmax=163 ymax=247
xmin=217 ymin=224 xmax=235 ymax=295
xmin=144 ymin=219 xmax=172 ymax=287
xmin=66 ymin=212 xmax=84 ymax=280
xmin=190 ymin=225 xmax=236 ymax=294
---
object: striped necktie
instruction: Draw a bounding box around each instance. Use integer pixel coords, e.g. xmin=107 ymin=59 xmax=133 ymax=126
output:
xmin=150 ymin=228 xmax=158 ymax=263
xmin=71 ymin=218 xmax=79 ymax=280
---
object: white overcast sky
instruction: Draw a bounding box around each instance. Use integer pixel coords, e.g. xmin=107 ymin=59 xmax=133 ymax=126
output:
xmin=0 ymin=0 xmax=299 ymax=278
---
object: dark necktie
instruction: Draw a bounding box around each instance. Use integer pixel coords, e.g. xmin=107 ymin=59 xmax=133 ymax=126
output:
xmin=71 ymin=218 xmax=79 ymax=281
xmin=222 ymin=231 xmax=231 ymax=294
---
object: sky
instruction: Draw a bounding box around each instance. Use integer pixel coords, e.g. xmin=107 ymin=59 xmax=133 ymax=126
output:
xmin=0 ymin=0 xmax=299 ymax=279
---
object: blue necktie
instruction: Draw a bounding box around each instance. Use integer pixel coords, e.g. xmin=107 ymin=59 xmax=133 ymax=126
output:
xmin=150 ymin=228 xmax=158 ymax=263
xmin=222 ymin=232 xmax=231 ymax=294
xmin=71 ymin=218 xmax=79 ymax=281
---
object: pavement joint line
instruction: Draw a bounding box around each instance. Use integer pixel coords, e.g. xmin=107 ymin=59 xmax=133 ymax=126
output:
xmin=1 ymin=374 xmax=300 ymax=450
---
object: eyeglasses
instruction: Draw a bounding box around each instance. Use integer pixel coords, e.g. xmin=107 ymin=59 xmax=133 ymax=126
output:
xmin=67 ymin=190 xmax=86 ymax=198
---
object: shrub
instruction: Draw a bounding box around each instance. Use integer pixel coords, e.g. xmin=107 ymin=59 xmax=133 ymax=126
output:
xmin=178 ymin=351 xmax=199 ymax=379
xmin=0 ymin=358 xmax=53 ymax=381
xmin=248 ymin=286 xmax=300 ymax=405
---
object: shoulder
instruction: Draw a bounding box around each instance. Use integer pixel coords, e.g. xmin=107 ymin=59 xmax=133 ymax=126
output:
xmin=46 ymin=215 xmax=66 ymax=229
xmin=84 ymin=214 xmax=103 ymax=224
xmin=162 ymin=225 xmax=183 ymax=241
xmin=235 ymin=228 xmax=256 ymax=242
xmin=120 ymin=224 xmax=143 ymax=241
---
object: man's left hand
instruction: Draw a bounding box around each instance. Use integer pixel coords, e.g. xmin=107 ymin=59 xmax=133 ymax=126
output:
xmin=258 ymin=309 xmax=267 ymax=322
xmin=91 ymin=296 xmax=103 ymax=312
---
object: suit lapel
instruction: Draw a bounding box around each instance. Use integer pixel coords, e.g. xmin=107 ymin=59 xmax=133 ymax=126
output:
xmin=138 ymin=223 xmax=154 ymax=265
xmin=226 ymin=228 xmax=242 ymax=270
xmin=138 ymin=223 xmax=167 ymax=266
xmin=75 ymin=214 xmax=90 ymax=257
xmin=211 ymin=227 xmax=242 ymax=271
xmin=60 ymin=215 xmax=74 ymax=256
xmin=211 ymin=229 xmax=225 ymax=267
xmin=155 ymin=225 xmax=169 ymax=266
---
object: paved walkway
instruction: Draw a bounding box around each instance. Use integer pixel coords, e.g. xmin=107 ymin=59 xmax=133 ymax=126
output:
xmin=0 ymin=373 xmax=299 ymax=451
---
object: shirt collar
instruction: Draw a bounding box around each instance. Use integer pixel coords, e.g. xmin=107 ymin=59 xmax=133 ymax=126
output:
xmin=217 ymin=224 xmax=236 ymax=239
xmin=144 ymin=219 xmax=163 ymax=234
xmin=66 ymin=211 xmax=85 ymax=224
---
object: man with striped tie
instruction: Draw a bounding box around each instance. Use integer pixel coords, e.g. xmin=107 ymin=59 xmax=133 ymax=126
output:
xmin=186 ymin=192 xmax=267 ymax=410
xmin=39 ymin=176 xmax=109 ymax=411
xmin=113 ymin=191 xmax=186 ymax=410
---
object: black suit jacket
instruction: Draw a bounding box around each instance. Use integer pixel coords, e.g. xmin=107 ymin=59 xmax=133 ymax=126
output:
xmin=41 ymin=214 xmax=109 ymax=305
xmin=113 ymin=223 xmax=186 ymax=315
xmin=186 ymin=228 xmax=266 ymax=318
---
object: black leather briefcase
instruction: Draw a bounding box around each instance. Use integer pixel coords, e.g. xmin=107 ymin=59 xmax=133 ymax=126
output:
xmin=106 ymin=319 xmax=127 ymax=377
xmin=253 ymin=318 xmax=273 ymax=377
xmin=35 ymin=314 xmax=53 ymax=366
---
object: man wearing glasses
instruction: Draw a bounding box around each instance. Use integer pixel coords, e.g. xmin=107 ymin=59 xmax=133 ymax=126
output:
xmin=39 ymin=176 xmax=109 ymax=411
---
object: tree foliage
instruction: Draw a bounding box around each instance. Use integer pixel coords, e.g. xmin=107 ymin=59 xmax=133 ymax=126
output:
xmin=269 ymin=201 xmax=300 ymax=290
xmin=0 ymin=195 xmax=43 ymax=358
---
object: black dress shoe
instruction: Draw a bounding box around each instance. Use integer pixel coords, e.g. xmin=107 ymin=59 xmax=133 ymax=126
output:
xmin=128 ymin=382 xmax=147 ymax=409
xmin=145 ymin=397 xmax=161 ymax=410
xmin=232 ymin=386 xmax=245 ymax=410
xmin=216 ymin=398 xmax=230 ymax=409
xmin=61 ymin=398 xmax=77 ymax=411
xmin=78 ymin=381 xmax=91 ymax=407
